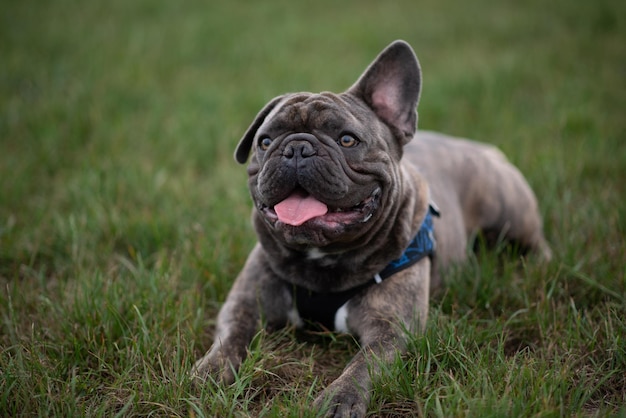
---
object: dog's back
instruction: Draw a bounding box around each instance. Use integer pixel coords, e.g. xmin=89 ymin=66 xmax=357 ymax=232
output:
xmin=405 ymin=131 xmax=552 ymax=270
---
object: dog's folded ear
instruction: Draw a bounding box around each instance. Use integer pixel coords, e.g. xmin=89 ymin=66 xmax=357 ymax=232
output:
xmin=347 ymin=40 xmax=422 ymax=144
xmin=234 ymin=95 xmax=286 ymax=164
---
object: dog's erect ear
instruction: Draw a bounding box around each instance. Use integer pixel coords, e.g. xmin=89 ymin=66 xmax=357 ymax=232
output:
xmin=234 ymin=95 xmax=285 ymax=164
xmin=347 ymin=40 xmax=421 ymax=144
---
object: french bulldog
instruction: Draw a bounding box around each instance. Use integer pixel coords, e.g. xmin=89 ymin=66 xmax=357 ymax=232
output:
xmin=192 ymin=40 xmax=551 ymax=417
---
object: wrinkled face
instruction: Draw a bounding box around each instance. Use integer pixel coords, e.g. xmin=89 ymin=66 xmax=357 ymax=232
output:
xmin=245 ymin=92 xmax=403 ymax=248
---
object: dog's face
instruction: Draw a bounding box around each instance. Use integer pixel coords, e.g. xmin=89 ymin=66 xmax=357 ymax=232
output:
xmin=234 ymin=42 xmax=423 ymax=251
xmin=242 ymin=93 xmax=397 ymax=248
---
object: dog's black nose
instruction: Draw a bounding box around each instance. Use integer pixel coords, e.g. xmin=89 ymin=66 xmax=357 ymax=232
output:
xmin=282 ymin=134 xmax=318 ymax=159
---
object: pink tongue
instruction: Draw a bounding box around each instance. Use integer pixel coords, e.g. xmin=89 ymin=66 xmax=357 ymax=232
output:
xmin=274 ymin=192 xmax=329 ymax=226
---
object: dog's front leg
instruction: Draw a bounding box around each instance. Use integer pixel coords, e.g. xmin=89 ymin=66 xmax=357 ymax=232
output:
xmin=314 ymin=259 xmax=430 ymax=418
xmin=192 ymin=244 xmax=288 ymax=385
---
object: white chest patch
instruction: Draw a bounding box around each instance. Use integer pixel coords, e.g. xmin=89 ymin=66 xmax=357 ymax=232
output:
xmin=306 ymin=248 xmax=326 ymax=260
xmin=306 ymin=248 xmax=338 ymax=267
xmin=333 ymin=302 xmax=350 ymax=334
xmin=287 ymin=306 xmax=304 ymax=328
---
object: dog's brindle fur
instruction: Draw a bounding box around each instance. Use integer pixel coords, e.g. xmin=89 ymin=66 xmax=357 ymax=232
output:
xmin=192 ymin=40 xmax=551 ymax=417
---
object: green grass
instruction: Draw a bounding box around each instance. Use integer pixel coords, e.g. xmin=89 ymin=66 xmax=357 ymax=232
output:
xmin=1 ymin=0 xmax=624 ymax=416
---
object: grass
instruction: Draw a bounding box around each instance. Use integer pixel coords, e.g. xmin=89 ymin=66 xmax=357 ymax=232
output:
xmin=1 ymin=0 xmax=624 ymax=416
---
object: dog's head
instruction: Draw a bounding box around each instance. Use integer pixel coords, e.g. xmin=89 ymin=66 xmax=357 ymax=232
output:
xmin=235 ymin=41 xmax=422 ymax=249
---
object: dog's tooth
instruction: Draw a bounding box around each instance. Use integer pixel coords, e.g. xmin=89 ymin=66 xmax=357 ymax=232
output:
xmin=362 ymin=213 xmax=372 ymax=223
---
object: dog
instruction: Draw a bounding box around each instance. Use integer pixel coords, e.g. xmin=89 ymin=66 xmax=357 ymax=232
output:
xmin=191 ymin=40 xmax=551 ymax=417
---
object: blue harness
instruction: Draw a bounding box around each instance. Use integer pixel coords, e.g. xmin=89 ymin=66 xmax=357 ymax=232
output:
xmin=293 ymin=205 xmax=439 ymax=330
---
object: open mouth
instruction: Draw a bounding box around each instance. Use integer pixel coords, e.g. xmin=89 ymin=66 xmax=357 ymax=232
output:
xmin=258 ymin=187 xmax=381 ymax=228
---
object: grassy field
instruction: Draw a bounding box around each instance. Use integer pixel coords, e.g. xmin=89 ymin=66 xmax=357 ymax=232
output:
xmin=1 ymin=0 xmax=625 ymax=416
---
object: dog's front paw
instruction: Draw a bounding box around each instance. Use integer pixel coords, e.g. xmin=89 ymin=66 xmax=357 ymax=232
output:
xmin=190 ymin=351 xmax=238 ymax=387
xmin=313 ymin=380 xmax=369 ymax=418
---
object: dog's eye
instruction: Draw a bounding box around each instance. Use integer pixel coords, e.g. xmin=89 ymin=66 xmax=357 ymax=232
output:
xmin=338 ymin=134 xmax=359 ymax=148
xmin=259 ymin=136 xmax=272 ymax=151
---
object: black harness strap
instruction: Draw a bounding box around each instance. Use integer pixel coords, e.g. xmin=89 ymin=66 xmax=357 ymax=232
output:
xmin=293 ymin=205 xmax=439 ymax=330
